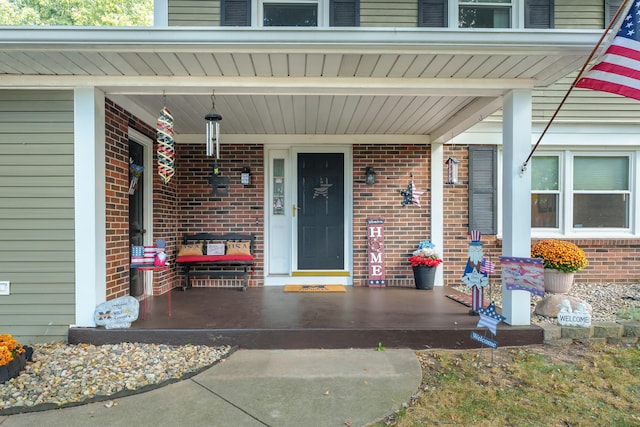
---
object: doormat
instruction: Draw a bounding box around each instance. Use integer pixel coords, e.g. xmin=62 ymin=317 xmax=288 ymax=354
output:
xmin=283 ymin=285 xmax=346 ymax=293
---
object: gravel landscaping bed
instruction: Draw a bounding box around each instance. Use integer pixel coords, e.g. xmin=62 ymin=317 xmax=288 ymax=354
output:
xmin=0 ymin=342 xmax=234 ymax=415
xmin=453 ymin=282 xmax=640 ymax=323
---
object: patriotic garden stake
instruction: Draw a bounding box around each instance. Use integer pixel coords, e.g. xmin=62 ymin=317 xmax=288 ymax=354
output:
xmin=472 ymin=301 xmax=506 ymax=363
xmin=156 ymin=103 xmax=175 ymax=184
xmin=461 ymin=230 xmax=488 ymax=314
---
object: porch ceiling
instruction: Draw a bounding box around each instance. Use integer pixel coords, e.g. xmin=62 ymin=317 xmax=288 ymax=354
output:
xmin=0 ymin=27 xmax=601 ymax=143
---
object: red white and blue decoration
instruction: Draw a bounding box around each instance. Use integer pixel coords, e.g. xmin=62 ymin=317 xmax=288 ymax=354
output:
xmin=480 ymin=258 xmax=495 ymax=274
xmin=576 ymin=0 xmax=640 ymax=101
xmin=461 ymin=230 xmax=488 ymax=313
xmin=399 ymin=174 xmax=424 ymax=207
xmin=499 ymin=256 xmax=545 ymax=297
xmin=156 ymin=105 xmax=175 ymax=184
xmin=476 ymin=301 xmax=505 ymax=336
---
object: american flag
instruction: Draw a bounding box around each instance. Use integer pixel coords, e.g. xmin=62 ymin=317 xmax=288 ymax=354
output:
xmin=476 ymin=302 xmax=505 ymax=336
xmin=576 ymin=0 xmax=640 ymax=100
xmin=480 ymin=258 xmax=495 ymax=274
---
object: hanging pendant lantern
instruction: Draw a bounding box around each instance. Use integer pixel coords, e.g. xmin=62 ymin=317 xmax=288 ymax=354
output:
xmin=205 ymin=93 xmax=222 ymax=158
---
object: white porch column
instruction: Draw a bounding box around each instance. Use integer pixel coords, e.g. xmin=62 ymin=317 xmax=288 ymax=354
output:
xmin=431 ymin=143 xmax=444 ymax=286
xmin=501 ymin=89 xmax=532 ymax=325
xmin=74 ymin=88 xmax=106 ymax=327
xmin=154 ymin=0 xmax=169 ymax=27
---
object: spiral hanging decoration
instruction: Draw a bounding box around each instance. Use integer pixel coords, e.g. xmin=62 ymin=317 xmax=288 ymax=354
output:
xmin=156 ymin=106 xmax=175 ymax=184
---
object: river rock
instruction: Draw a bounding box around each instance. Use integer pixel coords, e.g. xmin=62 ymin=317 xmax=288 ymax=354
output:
xmin=534 ymin=294 xmax=592 ymax=318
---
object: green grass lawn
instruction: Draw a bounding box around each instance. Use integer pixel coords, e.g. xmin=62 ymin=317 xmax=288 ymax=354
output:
xmin=376 ymin=344 xmax=640 ymax=427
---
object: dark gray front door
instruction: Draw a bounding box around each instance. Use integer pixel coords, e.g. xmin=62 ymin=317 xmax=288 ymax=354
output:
xmin=297 ymin=153 xmax=344 ymax=270
xmin=128 ymin=140 xmax=145 ymax=296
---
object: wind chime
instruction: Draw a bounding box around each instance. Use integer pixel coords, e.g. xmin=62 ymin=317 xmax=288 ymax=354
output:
xmin=156 ymin=94 xmax=175 ymax=184
xmin=205 ymin=92 xmax=229 ymax=196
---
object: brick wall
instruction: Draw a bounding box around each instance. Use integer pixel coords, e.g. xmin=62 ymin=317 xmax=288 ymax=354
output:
xmin=176 ymin=143 xmax=264 ymax=287
xmin=353 ymin=145 xmax=432 ymax=286
xmin=105 ymin=99 xmax=177 ymax=299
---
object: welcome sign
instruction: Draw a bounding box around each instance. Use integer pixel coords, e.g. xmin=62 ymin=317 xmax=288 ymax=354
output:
xmin=367 ymin=217 xmax=386 ymax=287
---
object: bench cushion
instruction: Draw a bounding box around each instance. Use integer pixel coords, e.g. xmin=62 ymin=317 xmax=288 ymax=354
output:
xmin=176 ymin=254 xmax=254 ymax=263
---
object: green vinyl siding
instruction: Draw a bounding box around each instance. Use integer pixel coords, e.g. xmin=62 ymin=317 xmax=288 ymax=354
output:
xmin=0 ymin=90 xmax=75 ymax=344
xmin=169 ymin=0 xmax=220 ymax=26
xmin=360 ymin=0 xmax=416 ymax=26
xmin=489 ymin=73 xmax=640 ymax=122
xmin=554 ymin=0 xmax=603 ymax=29
xmin=532 ymin=74 xmax=640 ymax=121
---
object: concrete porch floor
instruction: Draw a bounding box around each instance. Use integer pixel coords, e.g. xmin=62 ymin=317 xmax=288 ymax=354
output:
xmin=69 ymin=286 xmax=543 ymax=349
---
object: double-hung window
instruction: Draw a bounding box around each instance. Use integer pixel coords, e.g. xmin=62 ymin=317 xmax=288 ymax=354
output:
xmin=531 ymin=155 xmax=560 ymax=229
xmin=419 ymin=0 xmax=553 ymax=29
xmin=459 ymin=0 xmax=512 ymax=28
xmin=222 ymin=0 xmax=358 ymax=26
xmin=531 ymin=153 xmax=632 ymax=234
xmin=573 ymin=156 xmax=630 ymax=229
xmin=262 ymin=0 xmax=319 ymax=26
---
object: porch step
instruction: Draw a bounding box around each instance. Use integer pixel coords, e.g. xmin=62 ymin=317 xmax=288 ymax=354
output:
xmin=69 ymin=325 xmax=542 ymax=350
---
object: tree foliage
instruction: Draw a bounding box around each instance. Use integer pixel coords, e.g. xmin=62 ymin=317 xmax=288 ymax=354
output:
xmin=0 ymin=0 xmax=153 ymax=26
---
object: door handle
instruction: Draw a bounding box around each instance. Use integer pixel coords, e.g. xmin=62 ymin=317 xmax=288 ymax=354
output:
xmin=292 ymin=204 xmax=301 ymax=217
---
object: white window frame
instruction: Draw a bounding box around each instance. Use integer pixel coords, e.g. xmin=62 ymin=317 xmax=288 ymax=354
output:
xmin=449 ymin=0 xmax=524 ymax=29
xmin=531 ymin=151 xmax=563 ymax=233
xmin=530 ymin=150 xmax=636 ymax=239
xmin=254 ymin=0 xmax=328 ymax=27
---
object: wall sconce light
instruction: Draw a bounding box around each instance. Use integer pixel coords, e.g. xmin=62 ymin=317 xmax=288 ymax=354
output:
xmin=241 ymin=167 xmax=251 ymax=186
xmin=205 ymin=93 xmax=222 ymax=158
xmin=365 ymin=167 xmax=376 ymax=185
xmin=445 ymin=157 xmax=460 ymax=184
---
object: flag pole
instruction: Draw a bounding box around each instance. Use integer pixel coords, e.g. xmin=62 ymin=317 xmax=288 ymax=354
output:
xmin=520 ymin=0 xmax=632 ymax=175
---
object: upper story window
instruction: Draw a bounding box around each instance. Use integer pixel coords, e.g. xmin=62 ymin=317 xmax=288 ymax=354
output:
xmin=221 ymin=0 xmax=358 ymax=27
xmin=419 ymin=0 xmax=553 ymax=29
xmin=459 ymin=0 xmax=512 ymax=28
xmin=263 ymin=1 xmax=318 ymax=26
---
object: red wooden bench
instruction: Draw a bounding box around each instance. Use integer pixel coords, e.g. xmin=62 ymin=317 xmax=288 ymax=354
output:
xmin=175 ymin=233 xmax=255 ymax=291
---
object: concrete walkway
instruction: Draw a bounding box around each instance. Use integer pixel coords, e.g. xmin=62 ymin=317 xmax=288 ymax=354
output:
xmin=0 ymin=349 xmax=422 ymax=427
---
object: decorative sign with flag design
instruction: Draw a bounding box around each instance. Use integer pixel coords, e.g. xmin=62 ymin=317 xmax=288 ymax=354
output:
xmin=499 ymin=256 xmax=545 ymax=297
xmin=576 ymin=0 xmax=640 ymax=100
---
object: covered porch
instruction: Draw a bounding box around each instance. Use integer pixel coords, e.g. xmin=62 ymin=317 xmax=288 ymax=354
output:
xmin=69 ymin=286 xmax=543 ymax=349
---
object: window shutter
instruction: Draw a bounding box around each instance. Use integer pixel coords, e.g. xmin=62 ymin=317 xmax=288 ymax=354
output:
xmin=524 ymin=0 xmax=554 ymax=29
xmin=330 ymin=0 xmax=359 ymax=26
xmin=418 ymin=0 xmax=447 ymax=27
xmin=605 ymin=0 xmax=624 ymax=28
xmin=222 ymin=0 xmax=251 ymax=26
xmin=468 ymin=146 xmax=497 ymax=235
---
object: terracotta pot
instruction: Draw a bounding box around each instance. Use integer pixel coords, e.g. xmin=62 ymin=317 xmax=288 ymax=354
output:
xmin=413 ymin=266 xmax=436 ymax=290
xmin=544 ymin=268 xmax=574 ymax=294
